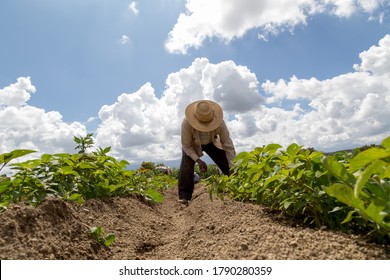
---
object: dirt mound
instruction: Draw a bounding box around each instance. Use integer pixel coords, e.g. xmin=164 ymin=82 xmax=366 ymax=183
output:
xmin=0 ymin=185 xmax=389 ymax=260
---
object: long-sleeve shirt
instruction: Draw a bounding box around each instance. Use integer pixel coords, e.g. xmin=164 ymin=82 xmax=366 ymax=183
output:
xmin=181 ymin=118 xmax=236 ymax=167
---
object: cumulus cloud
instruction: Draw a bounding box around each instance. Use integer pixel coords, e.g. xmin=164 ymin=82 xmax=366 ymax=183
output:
xmin=96 ymin=34 xmax=390 ymax=163
xmin=94 ymin=58 xmax=264 ymax=163
xmin=354 ymin=34 xmax=390 ymax=75
xmin=258 ymin=34 xmax=390 ymax=151
xmin=2 ymin=35 xmax=390 ymax=167
xmin=128 ymin=2 xmax=139 ymax=15
xmin=165 ymin=0 xmax=385 ymax=54
xmin=94 ymin=35 xmax=390 ymax=163
xmin=0 ymin=77 xmax=36 ymax=107
xmin=325 ymin=0 xmax=381 ymax=17
xmin=0 ymin=78 xmax=87 ymax=159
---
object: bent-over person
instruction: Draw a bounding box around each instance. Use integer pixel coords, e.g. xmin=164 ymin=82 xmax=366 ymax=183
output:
xmin=178 ymin=100 xmax=236 ymax=204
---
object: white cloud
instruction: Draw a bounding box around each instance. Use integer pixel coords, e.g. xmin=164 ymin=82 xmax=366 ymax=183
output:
xmin=165 ymin=0 xmax=385 ymax=54
xmin=0 ymin=78 xmax=87 ymax=159
xmin=96 ymin=35 xmax=390 ymax=163
xmin=354 ymin=34 xmax=390 ymax=75
xmin=200 ymin=61 xmax=264 ymax=112
xmin=325 ymin=0 xmax=381 ymax=17
xmin=92 ymin=35 xmax=390 ymax=163
xmin=94 ymin=58 xmax=264 ymax=164
xmin=0 ymin=77 xmax=36 ymax=107
xmin=118 ymin=35 xmax=130 ymax=45
xmin=258 ymin=35 xmax=390 ymax=151
xmin=128 ymin=2 xmax=139 ymax=15
xmin=2 ymin=36 xmax=390 ymax=167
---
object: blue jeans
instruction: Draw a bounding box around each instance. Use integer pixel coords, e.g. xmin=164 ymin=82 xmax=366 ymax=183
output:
xmin=178 ymin=143 xmax=230 ymax=200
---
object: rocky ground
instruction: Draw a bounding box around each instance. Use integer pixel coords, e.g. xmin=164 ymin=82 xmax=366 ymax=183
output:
xmin=0 ymin=184 xmax=389 ymax=260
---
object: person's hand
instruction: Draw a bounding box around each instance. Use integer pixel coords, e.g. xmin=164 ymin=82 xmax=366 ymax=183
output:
xmin=196 ymin=159 xmax=208 ymax=173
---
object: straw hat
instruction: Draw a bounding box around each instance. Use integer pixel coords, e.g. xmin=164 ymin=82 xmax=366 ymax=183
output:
xmin=185 ymin=100 xmax=223 ymax=132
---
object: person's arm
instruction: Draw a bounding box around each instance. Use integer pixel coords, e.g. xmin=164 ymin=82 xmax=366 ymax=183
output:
xmin=181 ymin=119 xmax=200 ymax=162
xmin=218 ymin=121 xmax=236 ymax=167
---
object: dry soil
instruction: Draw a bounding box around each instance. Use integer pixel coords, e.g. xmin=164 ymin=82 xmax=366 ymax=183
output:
xmin=0 ymin=184 xmax=389 ymax=260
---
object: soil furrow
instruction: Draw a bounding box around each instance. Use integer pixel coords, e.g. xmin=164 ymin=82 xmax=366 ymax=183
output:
xmin=0 ymin=184 xmax=389 ymax=260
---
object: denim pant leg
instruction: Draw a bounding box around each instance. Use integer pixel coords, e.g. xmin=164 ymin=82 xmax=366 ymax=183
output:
xmin=178 ymin=150 xmax=195 ymax=200
xmin=202 ymin=143 xmax=230 ymax=175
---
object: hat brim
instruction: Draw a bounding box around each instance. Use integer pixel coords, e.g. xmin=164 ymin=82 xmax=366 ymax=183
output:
xmin=185 ymin=100 xmax=223 ymax=132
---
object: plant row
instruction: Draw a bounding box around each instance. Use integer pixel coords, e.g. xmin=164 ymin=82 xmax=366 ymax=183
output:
xmin=206 ymin=136 xmax=390 ymax=243
xmin=0 ymin=136 xmax=177 ymax=210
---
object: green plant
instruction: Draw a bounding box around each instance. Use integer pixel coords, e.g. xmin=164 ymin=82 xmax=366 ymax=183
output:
xmin=206 ymin=143 xmax=349 ymax=227
xmin=206 ymin=136 xmax=390 ymax=243
xmin=0 ymin=149 xmax=36 ymax=172
xmin=210 ymin=143 xmax=344 ymax=227
xmin=0 ymin=149 xmax=36 ymax=210
xmin=74 ymin=133 xmax=94 ymax=154
xmin=89 ymin=226 xmax=115 ymax=247
xmin=323 ymin=136 xmax=390 ymax=239
xmin=0 ymin=137 xmax=176 ymax=209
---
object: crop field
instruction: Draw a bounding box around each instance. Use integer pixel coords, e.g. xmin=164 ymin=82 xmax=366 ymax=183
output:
xmin=207 ymin=136 xmax=390 ymax=243
xmin=0 ymin=135 xmax=389 ymax=259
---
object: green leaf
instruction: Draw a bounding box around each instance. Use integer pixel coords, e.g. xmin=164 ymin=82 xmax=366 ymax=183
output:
xmin=60 ymin=166 xmax=80 ymax=176
xmin=296 ymin=169 xmax=305 ymax=180
xmin=365 ymin=200 xmax=387 ymax=224
xmin=323 ymin=156 xmax=352 ymax=183
xmin=364 ymin=182 xmax=388 ymax=202
xmin=354 ymin=160 xmax=385 ymax=197
xmin=118 ymin=159 xmax=129 ymax=167
xmin=63 ymin=158 xmax=75 ymax=166
xmin=251 ymin=172 xmax=262 ymax=183
xmin=326 ymin=183 xmax=390 ymax=230
xmin=71 ymin=154 xmax=80 ymax=162
xmin=108 ymin=184 xmax=123 ymax=193
xmin=41 ymin=154 xmax=52 ymax=163
xmin=264 ymin=174 xmax=284 ymax=188
xmin=145 ymin=188 xmax=164 ymax=203
xmin=325 ymin=183 xmax=364 ymax=209
xmin=0 ymin=179 xmax=12 ymax=195
xmin=283 ymin=201 xmax=292 ymax=210
xmin=94 ymin=170 xmax=106 ymax=176
xmin=286 ymin=143 xmax=301 ymax=157
xmin=341 ymin=210 xmax=355 ymax=224
xmin=104 ymin=233 xmax=116 ymax=247
xmin=68 ymin=193 xmax=85 ymax=204
xmin=349 ymin=148 xmax=389 ymax=172
xmin=385 ymin=165 xmax=390 ymax=178
xmin=90 ymin=226 xmax=102 ymax=237
xmin=10 ymin=159 xmax=41 ymax=170
xmin=315 ymin=171 xmax=326 ymax=178
xmin=233 ymin=151 xmax=254 ymax=167
xmin=0 ymin=149 xmax=36 ymax=166
xmin=309 ymin=151 xmax=325 ymax=160
xmin=381 ymin=136 xmax=390 ymax=150
xmin=234 ymin=151 xmax=252 ymax=162
xmin=329 ymin=206 xmax=343 ymax=213
xmin=263 ymin=143 xmax=282 ymax=155
xmin=78 ymin=162 xmax=96 ymax=169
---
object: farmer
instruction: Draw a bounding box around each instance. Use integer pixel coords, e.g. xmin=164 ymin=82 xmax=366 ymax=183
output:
xmin=178 ymin=100 xmax=236 ymax=204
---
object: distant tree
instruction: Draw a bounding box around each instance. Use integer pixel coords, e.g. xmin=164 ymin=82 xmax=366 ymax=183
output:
xmin=141 ymin=161 xmax=155 ymax=170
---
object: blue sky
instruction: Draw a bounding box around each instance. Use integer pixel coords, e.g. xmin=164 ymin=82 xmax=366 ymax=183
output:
xmin=1 ymin=0 xmax=390 ymax=167
xmin=1 ymin=0 xmax=188 ymax=122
